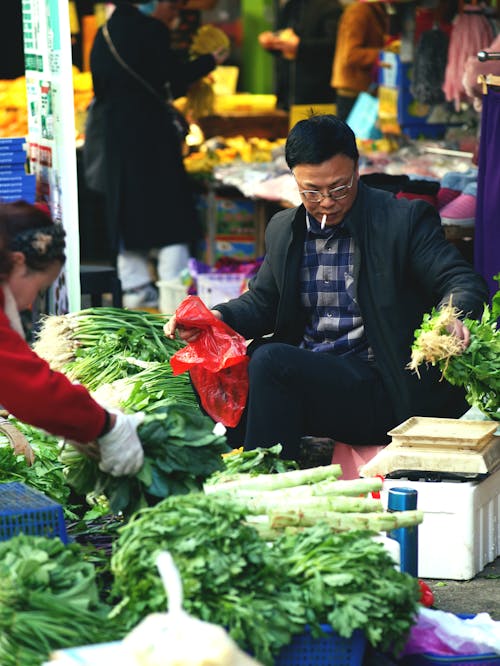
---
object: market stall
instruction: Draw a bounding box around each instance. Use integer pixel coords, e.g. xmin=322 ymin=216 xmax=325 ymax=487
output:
xmin=2 ymin=3 xmax=500 ymax=664
xmin=1 ymin=296 xmax=500 ymax=663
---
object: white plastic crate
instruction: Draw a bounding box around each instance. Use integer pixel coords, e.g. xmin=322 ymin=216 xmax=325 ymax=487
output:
xmin=156 ymin=279 xmax=188 ymax=314
xmin=196 ymin=273 xmax=246 ymax=309
xmin=382 ymin=466 xmax=500 ymax=580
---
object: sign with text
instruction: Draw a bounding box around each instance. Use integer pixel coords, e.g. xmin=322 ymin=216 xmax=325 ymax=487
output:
xmin=22 ymin=0 xmax=80 ymax=313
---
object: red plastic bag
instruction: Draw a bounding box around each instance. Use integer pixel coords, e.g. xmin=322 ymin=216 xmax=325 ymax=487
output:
xmin=170 ymin=296 xmax=249 ymax=427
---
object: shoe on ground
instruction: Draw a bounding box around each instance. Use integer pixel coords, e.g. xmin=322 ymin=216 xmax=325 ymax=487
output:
xmin=123 ymin=283 xmax=159 ymax=309
xmin=437 ymin=187 xmax=461 ymax=210
xmin=440 ymin=193 xmax=476 ymax=227
xmin=441 ymin=169 xmax=478 ymax=192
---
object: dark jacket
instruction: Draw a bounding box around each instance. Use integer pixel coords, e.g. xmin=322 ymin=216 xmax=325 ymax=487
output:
xmin=275 ymin=0 xmax=342 ymax=109
xmin=90 ymin=3 xmax=215 ymax=252
xmin=215 ymin=182 xmax=489 ymax=425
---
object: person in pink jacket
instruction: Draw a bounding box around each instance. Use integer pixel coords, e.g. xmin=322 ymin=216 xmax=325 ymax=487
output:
xmin=0 ymin=200 xmax=143 ymax=476
xmin=463 ymin=33 xmax=500 ymax=112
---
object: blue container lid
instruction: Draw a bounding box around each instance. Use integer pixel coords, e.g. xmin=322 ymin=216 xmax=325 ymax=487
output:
xmin=388 ymin=487 xmax=418 ymax=511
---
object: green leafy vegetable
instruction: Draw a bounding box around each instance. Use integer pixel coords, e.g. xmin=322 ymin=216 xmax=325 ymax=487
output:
xmin=111 ymin=492 xmax=308 ymax=665
xmin=0 ymin=534 xmax=120 ymax=665
xmin=205 ymin=444 xmax=299 ymax=486
xmin=61 ymin=402 xmax=230 ymax=516
xmin=34 ymin=307 xmax=185 ymax=383
xmin=276 ymin=524 xmax=420 ymax=653
xmin=409 ymin=279 xmax=500 ymax=420
xmin=0 ymin=420 xmax=79 ymax=518
xmin=110 ymin=493 xmax=420 ymax=663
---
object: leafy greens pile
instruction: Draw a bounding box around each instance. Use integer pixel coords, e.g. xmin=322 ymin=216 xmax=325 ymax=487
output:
xmin=205 ymin=443 xmax=299 ymax=486
xmin=0 ymin=534 xmax=120 ymax=665
xmin=60 ymin=402 xmax=230 ymax=516
xmin=0 ymin=420 xmax=80 ymax=517
xmin=110 ymin=492 xmax=420 ymax=664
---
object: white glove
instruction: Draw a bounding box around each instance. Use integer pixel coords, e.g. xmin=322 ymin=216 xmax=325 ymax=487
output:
xmin=97 ymin=410 xmax=145 ymax=477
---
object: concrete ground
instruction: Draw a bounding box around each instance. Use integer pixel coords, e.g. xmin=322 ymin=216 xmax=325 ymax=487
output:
xmin=423 ymin=555 xmax=500 ymax=620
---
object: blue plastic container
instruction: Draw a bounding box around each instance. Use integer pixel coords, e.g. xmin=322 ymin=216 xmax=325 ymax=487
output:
xmin=274 ymin=625 xmax=366 ymax=666
xmin=387 ymin=487 xmax=419 ymax=577
xmin=402 ymin=653 xmax=500 ymax=664
xmin=0 ymin=482 xmax=68 ymax=543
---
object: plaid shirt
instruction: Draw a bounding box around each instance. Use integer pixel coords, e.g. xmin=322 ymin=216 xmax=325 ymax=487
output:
xmin=300 ymin=212 xmax=372 ymax=359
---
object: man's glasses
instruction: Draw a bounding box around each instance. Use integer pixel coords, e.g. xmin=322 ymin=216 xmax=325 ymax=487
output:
xmin=297 ymin=172 xmax=355 ymax=203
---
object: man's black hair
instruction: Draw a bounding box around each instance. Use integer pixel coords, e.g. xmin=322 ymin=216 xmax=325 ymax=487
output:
xmin=285 ymin=114 xmax=359 ymax=169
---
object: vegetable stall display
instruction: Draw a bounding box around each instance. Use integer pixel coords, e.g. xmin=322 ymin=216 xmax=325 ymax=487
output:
xmin=110 ymin=491 xmax=421 ymax=665
xmin=32 ymin=306 xmax=232 ymax=515
xmin=0 ymin=307 xmax=426 ymax=662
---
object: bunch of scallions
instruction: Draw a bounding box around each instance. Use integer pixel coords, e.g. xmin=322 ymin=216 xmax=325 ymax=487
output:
xmin=408 ymin=275 xmax=500 ymax=420
xmin=33 ymin=307 xmax=195 ymax=410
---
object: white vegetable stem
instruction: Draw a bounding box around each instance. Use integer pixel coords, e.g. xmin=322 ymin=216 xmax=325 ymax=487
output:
xmin=204 ymin=463 xmax=342 ymax=494
xmin=244 ymin=494 xmax=383 ymax=515
xmin=156 ymin=551 xmax=183 ymax=616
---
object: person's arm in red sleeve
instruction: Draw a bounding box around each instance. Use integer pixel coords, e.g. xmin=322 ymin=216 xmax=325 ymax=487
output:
xmin=0 ymin=307 xmax=107 ymax=443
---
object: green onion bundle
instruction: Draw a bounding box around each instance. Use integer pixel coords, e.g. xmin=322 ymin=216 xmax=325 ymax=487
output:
xmin=33 ymin=307 xmax=184 ymax=379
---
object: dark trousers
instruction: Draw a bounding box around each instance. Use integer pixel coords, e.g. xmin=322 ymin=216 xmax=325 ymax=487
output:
xmin=231 ymin=342 xmax=395 ymax=460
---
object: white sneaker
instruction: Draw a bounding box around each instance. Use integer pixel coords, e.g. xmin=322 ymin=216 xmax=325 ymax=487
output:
xmin=123 ymin=284 xmax=159 ymax=309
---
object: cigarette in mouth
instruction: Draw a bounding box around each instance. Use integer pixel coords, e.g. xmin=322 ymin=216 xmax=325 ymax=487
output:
xmin=321 ymin=214 xmax=327 ymax=230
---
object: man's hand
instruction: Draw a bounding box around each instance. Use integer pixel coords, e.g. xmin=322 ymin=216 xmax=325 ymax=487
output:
xmin=446 ymin=318 xmax=471 ymax=349
xmin=97 ymin=410 xmax=144 ymax=476
xmin=163 ymin=310 xmax=223 ymax=343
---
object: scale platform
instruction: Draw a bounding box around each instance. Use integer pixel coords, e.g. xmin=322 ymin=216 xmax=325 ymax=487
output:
xmin=360 ymin=416 xmax=500 ymax=480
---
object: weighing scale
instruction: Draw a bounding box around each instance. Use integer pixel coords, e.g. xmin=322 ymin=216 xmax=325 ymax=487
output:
xmin=360 ymin=416 xmax=500 ymax=481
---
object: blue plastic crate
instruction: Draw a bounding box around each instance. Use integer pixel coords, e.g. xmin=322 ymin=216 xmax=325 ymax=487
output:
xmin=274 ymin=625 xmax=366 ymax=666
xmin=0 ymin=482 xmax=68 ymax=543
xmin=402 ymin=653 xmax=500 ymax=664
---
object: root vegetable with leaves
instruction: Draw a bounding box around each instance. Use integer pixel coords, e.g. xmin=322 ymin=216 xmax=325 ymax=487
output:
xmin=408 ymin=274 xmax=500 ymax=420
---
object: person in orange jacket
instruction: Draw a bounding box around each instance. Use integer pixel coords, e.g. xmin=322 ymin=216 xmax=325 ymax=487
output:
xmin=0 ymin=200 xmax=144 ymax=476
xmin=331 ymin=0 xmax=389 ymax=121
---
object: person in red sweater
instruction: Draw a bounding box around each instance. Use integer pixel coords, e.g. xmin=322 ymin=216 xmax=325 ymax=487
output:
xmin=0 ymin=200 xmax=143 ymax=476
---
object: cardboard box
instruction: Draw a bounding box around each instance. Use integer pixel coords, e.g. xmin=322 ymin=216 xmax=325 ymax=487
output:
xmin=215 ymin=235 xmax=256 ymax=261
xmin=196 ymin=194 xmax=256 ymax=236
xmin=382 ymin=466 xmax=500 ymax=580
xmin=215 ymin=196 xmax=256 ymax=235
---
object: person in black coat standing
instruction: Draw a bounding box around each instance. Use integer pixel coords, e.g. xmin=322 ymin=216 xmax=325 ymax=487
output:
xmin=90 ymin=0 xmax=227 ymax=308
xmin=258 ymin=0 xmax=342 ymax=111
